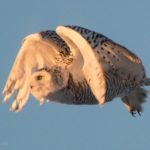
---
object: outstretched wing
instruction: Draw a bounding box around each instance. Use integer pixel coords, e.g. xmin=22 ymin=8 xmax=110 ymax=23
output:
xmin=3 ymin=30 xmax=71 ymax=112
xmin=56 ymin=25 xmax=145 ymax=105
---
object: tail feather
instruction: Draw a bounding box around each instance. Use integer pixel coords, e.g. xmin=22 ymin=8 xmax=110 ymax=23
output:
xmin=144 ymin=77 xmax=150 ymax=86
xmin=121 ymin=87 xmax=148 ymax=115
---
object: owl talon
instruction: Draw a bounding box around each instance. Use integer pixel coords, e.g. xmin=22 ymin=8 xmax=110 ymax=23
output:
xmin=131 ymin=110 xmax=136 ymax=117
xmin=137 ymin=110 xmax=141 ymax=116
xmin=130 ymin=110 xmax=142 ymax=117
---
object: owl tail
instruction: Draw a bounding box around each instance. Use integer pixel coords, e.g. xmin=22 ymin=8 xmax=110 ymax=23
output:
xmin=144 ymin=77 xmax=150 ymax=86
xmin=121 ymin=87 xmax=148 ymax=116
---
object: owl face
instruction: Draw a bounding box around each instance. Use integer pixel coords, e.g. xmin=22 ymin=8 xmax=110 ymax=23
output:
xmin=30 ymin=70 xmax=56 ymax=103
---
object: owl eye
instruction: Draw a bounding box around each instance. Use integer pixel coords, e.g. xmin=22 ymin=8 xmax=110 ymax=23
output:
xmin=36 ymin=75 xmax=43 ymax=80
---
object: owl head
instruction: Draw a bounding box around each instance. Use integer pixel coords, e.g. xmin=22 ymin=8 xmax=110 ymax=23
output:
xmin=30 ymin=67 xmax=67 ymax=105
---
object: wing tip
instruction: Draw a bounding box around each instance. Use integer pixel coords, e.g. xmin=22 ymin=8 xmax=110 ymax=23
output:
xmin=24 ymin=33 xmax=42 ymax=42
xmin=56 ymin=26 xmax=67 ymax=35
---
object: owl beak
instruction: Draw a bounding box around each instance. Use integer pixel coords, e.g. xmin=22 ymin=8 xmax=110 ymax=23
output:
xmin=30 ymin=85 xmax=33 ymax=89
xmin=39 ymin=98 xmax=44 ymax=106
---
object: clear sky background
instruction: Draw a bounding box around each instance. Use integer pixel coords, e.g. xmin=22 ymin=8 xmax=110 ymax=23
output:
xmin=0 ymin=0 xmax=150 ymax=150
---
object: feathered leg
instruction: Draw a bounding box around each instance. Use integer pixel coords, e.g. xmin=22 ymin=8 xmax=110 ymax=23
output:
xmin=121 ymin=86 xmax=147 ymax=116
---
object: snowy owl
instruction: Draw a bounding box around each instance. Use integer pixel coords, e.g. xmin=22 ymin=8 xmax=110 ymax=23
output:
xmin=3 ymin=25 xmax=150 ymax=116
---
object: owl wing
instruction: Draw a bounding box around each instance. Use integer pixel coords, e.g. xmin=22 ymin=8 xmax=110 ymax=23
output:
xmin=56 ymin=25 xmax=145 ymax=105
xmin=3 ymin=31 xmax=71 ymax=112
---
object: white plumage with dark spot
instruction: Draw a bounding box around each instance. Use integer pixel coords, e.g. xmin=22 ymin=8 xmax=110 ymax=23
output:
xmin=3 ymin=25 xmax=150 ymax=116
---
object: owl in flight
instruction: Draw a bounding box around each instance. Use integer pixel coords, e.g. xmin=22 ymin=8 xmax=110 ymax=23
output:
xmin=3 ymin=25 xmax=150 ymax=116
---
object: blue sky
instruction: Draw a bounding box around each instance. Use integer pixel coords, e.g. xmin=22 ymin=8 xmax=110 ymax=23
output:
xmin=0 ymin=0 xmax=150 ymax=150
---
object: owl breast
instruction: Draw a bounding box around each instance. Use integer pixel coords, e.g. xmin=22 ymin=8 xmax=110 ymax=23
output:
xmin=46 ymin=74 xmax=98 ymax=105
